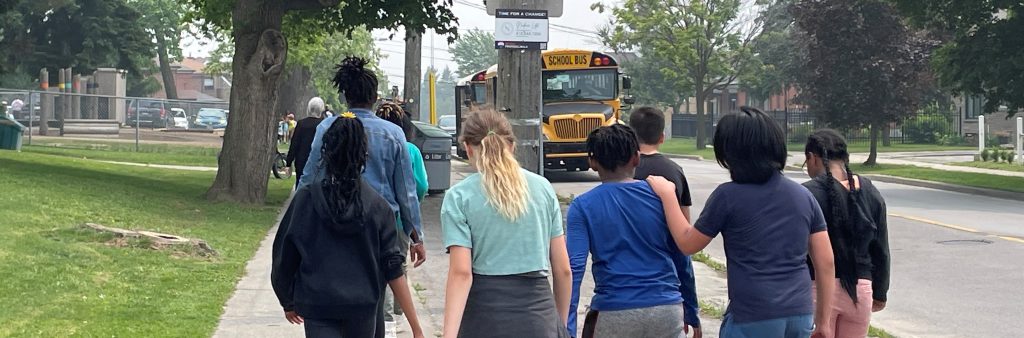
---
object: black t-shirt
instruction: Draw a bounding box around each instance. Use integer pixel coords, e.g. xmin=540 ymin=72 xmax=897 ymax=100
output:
xmin=633 ymin=153 xmax=692 ymax=207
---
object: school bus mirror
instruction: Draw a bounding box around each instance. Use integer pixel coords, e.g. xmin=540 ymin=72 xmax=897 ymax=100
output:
xmin=622 ymin=76 xmax=633 ymax=90
xmin=623 ymin=96 xmax=637 ymax=105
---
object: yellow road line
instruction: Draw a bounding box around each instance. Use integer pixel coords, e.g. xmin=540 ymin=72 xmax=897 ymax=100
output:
xmin=888 ymin=213 xmax=979 ymax=233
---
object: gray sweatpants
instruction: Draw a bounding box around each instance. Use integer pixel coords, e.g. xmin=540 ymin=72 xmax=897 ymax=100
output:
xmin=590 ymin=303 xmax=686 ymax=338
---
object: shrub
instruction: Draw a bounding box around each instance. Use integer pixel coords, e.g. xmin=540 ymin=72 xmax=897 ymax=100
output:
xmin=981 ymin=149 xmax=992 ymax=161
xmin=1008 ymin=152 xmax=1016 ymax=164
xmin=992 ymin=149 xmax=1005 ymax=162
xmin=789 ymin=124 xmax=815 ymax=144
xmin=903 ymin=114 xmax=953 ymax=144
xmin=938 ymin=134 xmax=967 ymax=146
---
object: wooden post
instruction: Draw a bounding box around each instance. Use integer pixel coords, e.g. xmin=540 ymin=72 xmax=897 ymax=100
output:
xmin=403 ymin=31 xmax=422 ymax=120
xmin=58 ymin=68 xmax=66 ymax=136
xmin=72 ymin=73 xmax=81 ymax=119
xmin=39 ymin=68 xmax=50 ymax=136
xmin=498 ymin=0 xmax=543 ymax=174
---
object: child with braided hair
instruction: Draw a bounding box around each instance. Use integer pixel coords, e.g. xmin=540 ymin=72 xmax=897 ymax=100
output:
xmin=271 ymin=114 xmax=426 ymax=338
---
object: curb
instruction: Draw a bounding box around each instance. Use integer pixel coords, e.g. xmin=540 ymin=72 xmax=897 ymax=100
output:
xmin=862 ymin=174 xmax=1024 ymax=202
xmin=663 ymin=153 xmax=705 ymax=161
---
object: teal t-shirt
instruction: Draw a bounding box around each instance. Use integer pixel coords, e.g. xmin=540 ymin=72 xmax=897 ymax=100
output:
xmin=406 ymin=142 xmax=429 ymax=200
xmin=441 ymin=169 xmax=564 ymax=275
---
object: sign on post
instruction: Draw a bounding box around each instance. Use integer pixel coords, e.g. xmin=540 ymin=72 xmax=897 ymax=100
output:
xmin=487 ymin=0 xmax=562 ymax=17
xmin=494 ymin=9 xmax=549 ymax=50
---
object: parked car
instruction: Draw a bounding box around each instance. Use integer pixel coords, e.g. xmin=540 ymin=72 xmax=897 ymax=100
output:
xmin=437 ymin=115 xmax=456 ymax=145
xmin=126 ymin=100 xmax=169 ymax=128
xmin=193 ymin=108 xmax=228 ymax=129
xmin=168 ymin=108 xmax=189 ymax=129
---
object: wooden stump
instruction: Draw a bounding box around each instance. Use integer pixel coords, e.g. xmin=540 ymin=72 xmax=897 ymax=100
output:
xmin=81 ymin=223 xmax=218 ymax=257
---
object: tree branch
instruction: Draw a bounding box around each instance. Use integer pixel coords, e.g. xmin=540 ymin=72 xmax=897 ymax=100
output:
xmin=284 ymin=0 xmax=340 ymax=11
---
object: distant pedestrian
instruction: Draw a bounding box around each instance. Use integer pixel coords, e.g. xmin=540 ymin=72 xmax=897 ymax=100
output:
xmin=566 ymin=124 xmax=701 ymax=338
xmin=286 ymin=98 xmax=326 ymax=186
xmin=11 ymin=98 xmax=23 ymax=118
xmin=324 ymin=104 xmax=335 ymax=118
xmin=802 ymin=129 xmax=891 ymax=338
xmin=287 ymin=113 xmax=297 ymax=140
xmin=441 ymin=111 xmax=572 ymax=338
xmin=278 ymin=115 xmax=289 ymax=144
xmin=646 ymin=106 xmax=836 ymax=338
xmin=627 ymin=106 xmax=702 ymax=336
xmin=374 ymin=101 xmax=428 ymax=328
xmin=271 ymin=113 xmax=426 ymax=338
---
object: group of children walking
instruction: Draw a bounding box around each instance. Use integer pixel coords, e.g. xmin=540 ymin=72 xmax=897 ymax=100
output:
xmin=270 ymin=55 xmax=890 ymax=338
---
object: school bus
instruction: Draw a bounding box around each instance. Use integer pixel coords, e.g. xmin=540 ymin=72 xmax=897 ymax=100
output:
xmin=455 ymin=50 xmax=633 ymax=171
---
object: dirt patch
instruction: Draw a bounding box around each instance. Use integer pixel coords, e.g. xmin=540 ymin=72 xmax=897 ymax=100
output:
xmin=81 ymin=223 xmax=219 ymax=258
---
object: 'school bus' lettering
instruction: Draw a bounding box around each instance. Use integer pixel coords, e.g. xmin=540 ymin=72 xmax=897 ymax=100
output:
xmin=544 ymin=54 xmax=590 ymax=69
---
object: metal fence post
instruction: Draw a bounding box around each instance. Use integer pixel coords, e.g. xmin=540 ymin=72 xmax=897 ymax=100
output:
xmin=134 ymin=98 xmax=140 ymax=152
xmin=27 ymin=90 xmax=34 ymax=145
xmin=1016 ymin=116 xmax=1022 ymax=166
xmin=978 ymin=114 xmax=986 ymax=153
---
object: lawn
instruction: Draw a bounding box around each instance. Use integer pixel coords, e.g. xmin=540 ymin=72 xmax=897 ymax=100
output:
xmin=0 ymin=151 xmax=291 ymax=337
xmin=951 ymin=161 xmax=1024 ymax=173
xmin=22 ymin=139 xmax=221 ymax=167
xmin=662 ymin=138 xmax=974 ymax=159
xmin=852 ymin=163 xmax=1024 ymax=193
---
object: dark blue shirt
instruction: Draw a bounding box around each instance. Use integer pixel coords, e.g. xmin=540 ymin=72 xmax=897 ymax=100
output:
xmin=695 ymin=172 xmax=827 ymax=323
xmin=567 ymin=181 xmax=700 ymax=335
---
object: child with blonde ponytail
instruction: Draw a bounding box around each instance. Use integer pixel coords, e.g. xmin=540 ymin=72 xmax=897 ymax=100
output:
xmin=441 ymin=111 xmax=572 ymax=338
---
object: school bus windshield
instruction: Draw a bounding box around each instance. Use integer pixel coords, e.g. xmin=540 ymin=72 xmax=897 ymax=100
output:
xmin=542 ymin=69 xmax=617 ymax=102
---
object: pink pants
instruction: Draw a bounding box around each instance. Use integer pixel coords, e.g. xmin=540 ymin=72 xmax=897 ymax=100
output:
xmin=813 ymin=278 xmax=873 ymax=338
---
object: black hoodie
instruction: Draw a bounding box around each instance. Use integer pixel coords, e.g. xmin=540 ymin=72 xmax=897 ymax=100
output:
xmin=271 ymin=179 xmax=405 ymax=319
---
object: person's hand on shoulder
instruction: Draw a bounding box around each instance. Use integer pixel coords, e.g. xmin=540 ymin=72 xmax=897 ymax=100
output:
xmin=646 ymin=176 xmax=677 ymax=199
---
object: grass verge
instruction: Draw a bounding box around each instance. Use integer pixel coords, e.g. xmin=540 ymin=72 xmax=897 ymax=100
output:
xmin=22 ymin=139 xmax=220 ymax=167
xmin=0 ymin=151 xmax=290 ymax=337
xmin=950 ymin=161 xmax=1024 ymax=173
xmin=662 ymin=138 xmax=974 ymax=159
xmin=852 ymin=163 xmax=1024 ymax=193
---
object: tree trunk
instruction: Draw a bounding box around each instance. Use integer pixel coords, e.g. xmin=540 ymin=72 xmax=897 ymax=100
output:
xmin=206 ymin=0 xmax=288 ymax=204
xmin=882 ymin=124 xmax=891 ymax=147
xmin=274 ymin=65 xmax=314 ymax=117
xmin=695 ymin=92 xmax=708 ymax=149
xmin=403 ymin=31 xmax=422 ymax=120
xmin=865 ymin=123 xmax=879 ymax=165
xmin=156 ymin=33 xmax=178 ymax=99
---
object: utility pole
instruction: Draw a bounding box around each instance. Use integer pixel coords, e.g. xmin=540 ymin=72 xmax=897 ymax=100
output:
xmin=403 ymin=31 xmax=422 ymax=121
xmin=497 ymin=0 xmax=544 ymax=174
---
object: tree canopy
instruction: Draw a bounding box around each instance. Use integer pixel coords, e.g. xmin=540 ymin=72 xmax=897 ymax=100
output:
xmin=793 ymin=0 xmax=933 ymax=164
xmin=449 ymin=28 xmax=497 ymax=77
xmin=892 ymin=0 xmax=1024 ymax=116
xmin=743 ymin=0 xmax=803 ymax=102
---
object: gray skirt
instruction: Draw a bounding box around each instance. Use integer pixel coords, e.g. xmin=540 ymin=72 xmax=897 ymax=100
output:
xmin=458 ymin=273 xmax=569 ymax=338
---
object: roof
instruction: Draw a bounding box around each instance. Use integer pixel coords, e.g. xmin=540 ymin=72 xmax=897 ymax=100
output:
xmin=173 ymin=57 xmax=208 ymax=73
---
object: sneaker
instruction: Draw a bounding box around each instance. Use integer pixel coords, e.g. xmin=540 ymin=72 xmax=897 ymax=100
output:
xmin=384 ymin=320 xmax=398 ymax=338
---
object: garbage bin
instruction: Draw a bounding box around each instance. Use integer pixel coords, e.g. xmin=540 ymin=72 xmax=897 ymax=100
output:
xmin=411 ymin=121 xmax=452 ymax=194
xmin=0 ymin=115 xmax=25 ymax=151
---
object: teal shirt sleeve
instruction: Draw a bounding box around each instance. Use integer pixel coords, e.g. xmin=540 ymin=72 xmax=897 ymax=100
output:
xmin=406 ymin=143 xmax=429 ymax=200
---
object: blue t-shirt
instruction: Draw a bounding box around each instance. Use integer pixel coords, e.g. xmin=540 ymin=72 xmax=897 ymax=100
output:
xmin=566 ymin=181 xmax=700 ymax=334
xmin=695 ymin=172 xmax=827 ymax=323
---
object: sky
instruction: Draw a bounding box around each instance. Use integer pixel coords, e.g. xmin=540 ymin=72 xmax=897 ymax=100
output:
xmin=181 ymin=0 xmax=613 ymax=89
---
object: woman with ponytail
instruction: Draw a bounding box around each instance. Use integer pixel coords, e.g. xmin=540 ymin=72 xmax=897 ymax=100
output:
xmin=271 ymin=115 xmax=426 ymax=338
xmin=803 ymin=129 xmax=891 ymax=338
xmin=441 ymin=111 xmax=572 ymax=338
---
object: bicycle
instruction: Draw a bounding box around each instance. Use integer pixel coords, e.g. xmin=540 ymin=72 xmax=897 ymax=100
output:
xmin=271 ymin=149 xmax=292 ymax=179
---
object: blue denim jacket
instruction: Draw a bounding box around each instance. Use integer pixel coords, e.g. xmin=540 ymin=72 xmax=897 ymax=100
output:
xmin=299 ymin=108 xmax=423 ymax=237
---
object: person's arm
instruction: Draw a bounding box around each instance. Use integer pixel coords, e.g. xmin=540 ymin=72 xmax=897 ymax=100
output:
xmin=270 ymin=199 xmax=302 ymax=323
xmin=869 ymin=187 xmax=890 ymax=312
xmin=393 ymin=134 xmax=423 ymax=239
xmin=647 ymin=176 xmax=713 ymax=255
xmin=672 ymin=253 xmax=701 ymax=331
xmin=391 ymin=275 xmax=425 ymax=338
xmin=443 ymin=247 xmax=472 ymax=338
xmin=378 ymin=205 xmax=424 ymax=338
xmin=809 ymin=231 xmax=835 ymax=337
xmin=546 ymin=188 xmax=571 ymax=327
xmin=299 ymin=117 xmax=332 ymax=187
xmin=285 ymin=127 xmax=301 ymax=167
xmin=408 ymin=144 xmax=429 ymax=200
xmin=440 ymin=193 xmax=472 ymax=338
xmin=565 ymin=202 xmax=590 ymax=337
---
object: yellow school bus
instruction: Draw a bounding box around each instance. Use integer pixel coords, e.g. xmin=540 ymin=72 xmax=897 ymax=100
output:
xmin=454 ymin=66 xmax=495 ymax=159
xmin=482 ymin=49 xmax=633 ymax=171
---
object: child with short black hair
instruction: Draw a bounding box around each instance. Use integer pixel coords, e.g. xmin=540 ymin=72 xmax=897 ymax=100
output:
xmin=626 ymin=106 xmax=701 ymax=336
xmin=566 ymin=123 xmax=700 ymax=338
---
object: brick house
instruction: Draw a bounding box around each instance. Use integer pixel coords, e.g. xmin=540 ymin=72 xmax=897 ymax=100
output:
xmin=151 ymin=57 xmax=231 ymax=102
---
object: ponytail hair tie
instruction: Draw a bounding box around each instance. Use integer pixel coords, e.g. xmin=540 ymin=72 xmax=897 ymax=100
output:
xmin=487 ymin=130 xmax=497 ymax=136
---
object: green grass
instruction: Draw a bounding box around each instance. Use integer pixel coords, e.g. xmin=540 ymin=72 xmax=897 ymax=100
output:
xmin=951 ymin=161 xmax=1024 ymax=173
xmin=22 ymin=139 xmax=220 ymax=167
xmin=692 ymin=251 xmax=726 ymax=272
xmin=662 ymin=138 xmax=973 ymax=159
xmin=852 ymin=163 xmax=1024 ymax=193
xmin=0 ymin=151 xmax=290 ymax=337
xmin=869 ymin=326 xmax=897 ymax=338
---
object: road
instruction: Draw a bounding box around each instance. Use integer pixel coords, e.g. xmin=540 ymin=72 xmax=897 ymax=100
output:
xmin=546 ymin=156 xmax=1024 ymax=338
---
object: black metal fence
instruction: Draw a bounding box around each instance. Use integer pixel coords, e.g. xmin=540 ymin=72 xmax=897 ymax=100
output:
xmin=672 ymin=108 xmax=964 ymax=147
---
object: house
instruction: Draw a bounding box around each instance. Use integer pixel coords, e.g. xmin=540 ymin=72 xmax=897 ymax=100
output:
xmin=151 ymin=57 xmax=231 ymax=102
xmin=957 ymin=94 xmax=1020 ymax=145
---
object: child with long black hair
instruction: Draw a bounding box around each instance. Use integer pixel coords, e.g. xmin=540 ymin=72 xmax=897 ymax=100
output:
xmin=802 ymin=129 xmax=890 ymax=338
xmin=271 ymin=114 xmax=426 ymax=338
xmin=647 ymin=107 xmax=836 ymax=338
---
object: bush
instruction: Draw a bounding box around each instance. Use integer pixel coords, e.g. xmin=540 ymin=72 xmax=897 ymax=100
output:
xmin=1008 ymin=152 xmax=1016 ymax=164
xmin=903 ymin=114 xmax=953 ymax=144
xmin=938 ymin=134 xmax=968 ymax=146
xmin=789 ymin=124 xmax=815 ymax=143
xmin=992 ymin=149 xmax=1005 ymax=162
xmin=981 ymin=149 xmax=992 ymax=161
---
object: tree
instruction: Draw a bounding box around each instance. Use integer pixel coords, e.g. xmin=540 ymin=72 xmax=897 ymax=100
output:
xmin=0 ymin=0 xmax=159 ymax=94
xmin=599 ymin=0 xmax=758 ymax=149
xmin=892 ymin=1 xmax=1024 ymax=116
xmin=743 ymin=0 xmax=803 ymax=104
xmin=449 ymin=28 xmax=497 ymax=77
xmin=127 ymin=0 xmax=186 ymax=99
xmin=185 ymin=0 xmax=457 ymax=204
xmin=618 ymin=54 xmax=686 ymax=113
xmin=792 ymin=0 xmax=932 ymax=165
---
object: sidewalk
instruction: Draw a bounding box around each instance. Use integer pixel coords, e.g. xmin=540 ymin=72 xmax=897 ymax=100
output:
xmin=786 ymin=150 xmax=1024 ymax=178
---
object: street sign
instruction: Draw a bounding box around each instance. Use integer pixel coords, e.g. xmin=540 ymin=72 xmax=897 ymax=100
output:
xmin=486 ymin=0 xmax=562 ymax=17
xmin=494 ymin=9 xmax=549 ymax=50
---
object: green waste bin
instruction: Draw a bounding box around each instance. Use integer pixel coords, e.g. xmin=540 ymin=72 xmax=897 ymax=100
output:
xmin=411 ymin=121 xmax=452 ymax=194
xmin=0 ymin=115 xmax=25 ymax=151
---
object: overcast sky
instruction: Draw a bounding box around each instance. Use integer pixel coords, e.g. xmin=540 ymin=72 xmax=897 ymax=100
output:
xmin=182 ymin=0 xmax=613 ymax=89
